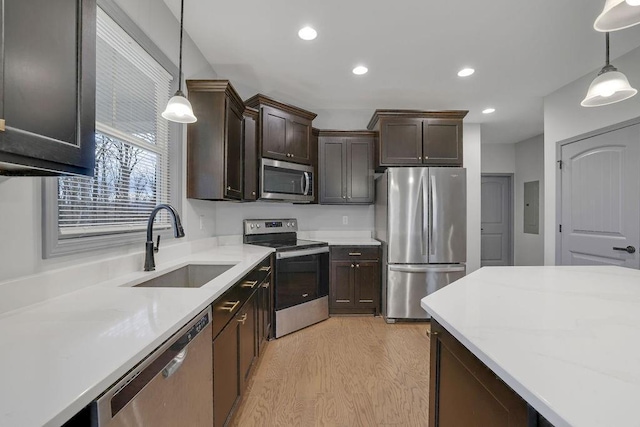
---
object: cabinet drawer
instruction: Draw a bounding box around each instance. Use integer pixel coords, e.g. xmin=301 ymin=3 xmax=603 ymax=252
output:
xmin=331 ymin=247 xmax=379 ymax=261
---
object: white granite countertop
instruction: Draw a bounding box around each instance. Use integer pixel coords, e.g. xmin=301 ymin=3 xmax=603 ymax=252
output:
xmin=0 ymin=244 xmax=273 ymax=427
xmin=297 ymin=231 xmax=380 ymax=246
xmin=320 ymin=238 xmax=380 ymax=246
xmin=421 ymin=266 xmax=640 ymax=427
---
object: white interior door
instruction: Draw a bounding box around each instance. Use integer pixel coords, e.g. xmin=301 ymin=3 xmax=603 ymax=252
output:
xmin=481 ymin=175 xmax=512 ymax=266
xmin=560 ymin=123 xmax=640 ymax=268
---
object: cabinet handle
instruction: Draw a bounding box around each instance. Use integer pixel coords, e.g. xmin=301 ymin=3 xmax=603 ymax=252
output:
xmin=262 ymin=282 xmax=270 ymax=289
xmin=356 ymin=264 xmax=360 ymax=268
xmin=351 ymin=264 xmax=355 ymax=268
xmin=302 ymin=293 xmax=309 ymax=298
xmin=259 ymin=266 xmax=272 ymax=273
xmin=219 ymin=301 xmax=240 ymax=312
xmin=237 ymin=313 xmax=248 ymax=325
xmin=336 ymin=299 xmax=350 ymax=303
xmin=227 ymin=186 xmax=231 ymax=190
xmin=343 ymin=195 xmax=346 ymax=199
xmin=424 ymin=156 xmax=429 ymax=159
xmin=348 ymin=252 xmax=361 ymax=256
xmin=418 ymin=156 xmax=422 ymax=160
xmin=359 ymin=299 xmax=373 ymax=303
xmin=252 ymin=191 xmax=256 ymax=196
xmin=0 ymin=119 xmax=5 ymax=132
xmin=241 ymin=280 xmax=259 ymax=288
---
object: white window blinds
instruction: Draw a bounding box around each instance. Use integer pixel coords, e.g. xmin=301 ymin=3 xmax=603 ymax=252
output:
xmin=57 ymin=8 xmax=174 ymax=238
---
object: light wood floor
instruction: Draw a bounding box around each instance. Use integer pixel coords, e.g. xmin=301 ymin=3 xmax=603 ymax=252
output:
xmin=231 ymin=317 xmax=431 ymax=427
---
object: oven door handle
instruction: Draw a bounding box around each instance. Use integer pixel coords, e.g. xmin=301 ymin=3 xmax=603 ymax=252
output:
xmin=276 ymin=246 xmax=329 ymax=259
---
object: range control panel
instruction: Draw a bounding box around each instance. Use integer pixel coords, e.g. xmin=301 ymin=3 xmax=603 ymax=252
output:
xmin=244 ymin=218 xmax=298 ymax=235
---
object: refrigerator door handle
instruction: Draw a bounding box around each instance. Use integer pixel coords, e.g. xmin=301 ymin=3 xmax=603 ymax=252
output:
xmin=389 ymin=265 xmax=466 ymax=273
xmin=422 ymin=175 xmax=429 ymax=256
xmin=429 ymin=175 xmax=436 ymax=256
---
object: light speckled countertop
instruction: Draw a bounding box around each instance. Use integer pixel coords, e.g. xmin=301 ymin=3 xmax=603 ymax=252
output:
xmin=421 ymin=266 xmax=640 ymax=427
xmin=0 ymin=244 xmax=273 ymax=427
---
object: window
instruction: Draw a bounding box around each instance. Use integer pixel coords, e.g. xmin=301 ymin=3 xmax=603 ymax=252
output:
xmin=43 ymin=2 xmax=181 ymax=258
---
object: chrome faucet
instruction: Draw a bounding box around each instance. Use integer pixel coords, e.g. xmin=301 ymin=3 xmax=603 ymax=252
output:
xmin=144 ymin=204 xmax=185 ymax=271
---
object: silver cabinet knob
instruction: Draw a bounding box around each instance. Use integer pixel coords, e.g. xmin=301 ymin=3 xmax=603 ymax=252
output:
xmin=252 ymin=191 xmax=256 ymax=196
xmin=356 ymin=264 xmax=360 ymax=268
xmin=227 ymin=186 xmax=231 ymax=190
xmin=351 ymin=264 xmax=355 ymax=268
xmin=418 ymin=156 xmax=422 ymax=160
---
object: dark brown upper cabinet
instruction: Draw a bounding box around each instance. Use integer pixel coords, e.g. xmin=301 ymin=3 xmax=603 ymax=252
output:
xmin=0 ymin=0 xmax=96 ymax=176
xmin=318 ymin=131 xmax=376 ymax=205
xmin=186 ymin=80 xmax=244 ymax=201
xmin=245 ymin=94 xmax=317 ymax=165
xmin=243 ymin=107 xmax=259 ymax=201
xmin=368 ymin=110 xmax=468 ymax=168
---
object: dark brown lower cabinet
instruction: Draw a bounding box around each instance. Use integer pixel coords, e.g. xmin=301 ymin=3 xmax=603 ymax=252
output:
xmin=239 ymin=290 xmax=258 ymax=392
xmin=329 ymin=246 xmax=380 ymax=315
xmin=213 ymin=316 xmax=240 ymax=427
xmin=429 ymin=320 xmax=531 ymax=427
xmin=257 ymin=271 xmax=273 ymax=355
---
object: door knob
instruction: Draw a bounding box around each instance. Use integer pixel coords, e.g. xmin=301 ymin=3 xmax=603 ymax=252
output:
xmin=613 ymin=246 xmax=636 ymax=254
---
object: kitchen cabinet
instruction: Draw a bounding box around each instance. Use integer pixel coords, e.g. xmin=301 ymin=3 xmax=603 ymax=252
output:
xmin=211 ymin=255 xmax=272 ymax=427
xmin=429 ymin=320 xmax=530 ymax=427
xmin=243 ymin=107 xmax=259 ymax=201
xmin=318 ymin=131 xmax=376 ymax=205
xmin=186 ymin=80 xmax=244 ymax=201
xmin=329 ymin=247 xmax=380 ymax=315
xmin=245 ymin=94 xmax=317 ymax=165
xmin=367 ymin=110 xmax=468 ymax=168
xmin=0 ymin=0 xmax=96 ymax=176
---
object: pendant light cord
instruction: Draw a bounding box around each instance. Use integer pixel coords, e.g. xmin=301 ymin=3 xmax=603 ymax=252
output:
xmin=605 ymin=32 xmax=610 ymax=67
xmin=177 ymin=0 xmax=185 ymax=94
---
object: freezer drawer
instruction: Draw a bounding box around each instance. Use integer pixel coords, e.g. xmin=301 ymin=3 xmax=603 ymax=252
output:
xmin=385 ymin=264 xmax=465 ymax=320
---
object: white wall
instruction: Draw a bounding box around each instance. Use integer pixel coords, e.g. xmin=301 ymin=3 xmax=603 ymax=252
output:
xmin=515 ymin=135 xmax=544 ymax=265
xmin=0 ymin=0 xmax=218 ymax=282
xmin=465 ymin=124 xmax=482 ymax=274
xmin=544 ymin=45 xmax=640 ymax=264
xmin=481 ymin=143 xmax=516 ymax=174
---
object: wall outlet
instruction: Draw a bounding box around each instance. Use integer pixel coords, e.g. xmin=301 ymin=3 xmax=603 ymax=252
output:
xmin=342 ymin=216 xmax=348 ymax=225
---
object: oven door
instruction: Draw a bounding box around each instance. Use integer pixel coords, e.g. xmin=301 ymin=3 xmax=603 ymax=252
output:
xmin=261 ymin=158 xmax=314 ymax=202
xmin=275 ymin=246 xmax=329 ymax=310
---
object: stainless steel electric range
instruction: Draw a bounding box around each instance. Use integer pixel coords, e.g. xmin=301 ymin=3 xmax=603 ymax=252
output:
xmin=243 ymin=219 xmax=329 ymax=338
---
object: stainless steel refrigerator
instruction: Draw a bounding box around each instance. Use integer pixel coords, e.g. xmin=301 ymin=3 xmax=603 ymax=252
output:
xmin=375 ymin=167 xmax=466 ymax=322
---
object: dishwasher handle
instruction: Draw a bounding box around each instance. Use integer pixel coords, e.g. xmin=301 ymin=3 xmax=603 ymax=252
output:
xmin=93 ymin=307 xmax=212 ymax=426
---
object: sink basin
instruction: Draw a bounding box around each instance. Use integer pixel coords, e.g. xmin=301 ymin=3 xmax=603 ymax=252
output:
xmin=134 ymin=264 xmax=235 ymax=288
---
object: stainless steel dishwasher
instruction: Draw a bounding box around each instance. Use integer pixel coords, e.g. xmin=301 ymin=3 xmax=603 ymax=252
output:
xmin=92 ymin=307 xmax=213 ymax=427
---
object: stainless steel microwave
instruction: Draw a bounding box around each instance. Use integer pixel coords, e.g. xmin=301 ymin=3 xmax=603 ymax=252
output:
xmin=260 ymin=158 xmax=314 ymax=202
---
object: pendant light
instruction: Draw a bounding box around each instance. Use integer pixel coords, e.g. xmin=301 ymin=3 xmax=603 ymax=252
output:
xmin=162 ymin=0 xmax=197 ymax=123
xmin=594 ymin=0 xmax=640 ymax=32
xmin=581 ymin=32 xmax=637 ymax=107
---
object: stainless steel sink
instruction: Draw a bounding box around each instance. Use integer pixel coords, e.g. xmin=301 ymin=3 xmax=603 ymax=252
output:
xmin=134 ymin=264 xmax=235 ymax=288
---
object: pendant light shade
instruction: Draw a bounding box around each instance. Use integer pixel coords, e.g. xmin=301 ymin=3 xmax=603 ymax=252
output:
xmin=163 ymin=0 xmax=197 ymax=123
xmin=162 ymin=91 xmax=197 ymax=123
xmin=581 ymin=33 xmax=637 ymax=107
xmin=594 ymin=0 xmax=640 ymax=32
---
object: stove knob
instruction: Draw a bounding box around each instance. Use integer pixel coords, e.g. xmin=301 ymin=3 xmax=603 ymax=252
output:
xmin=292 ymin=221 xmax=296 ymax=227
xmin=287 ymin=222 xmax=291 ymax=227
xmin=250 ymin=224 xmax=255 ymax=229
xmin=257 ymin=224 xmax=261 ymax=228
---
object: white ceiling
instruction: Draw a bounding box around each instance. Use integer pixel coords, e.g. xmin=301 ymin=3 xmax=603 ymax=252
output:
xmin=165 ymin=0 xmax=640 ymax=144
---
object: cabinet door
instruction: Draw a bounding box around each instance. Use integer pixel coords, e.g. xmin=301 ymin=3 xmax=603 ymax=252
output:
xmin=423 ymin=119 xmax=463 ymax=166
xmin=0 ymin=0 xmax=96 ymax=176
xmin=330 ymin=261 xmax=355 ymax=309
xmin=319 ymin=137 xmax=346 ymax=204
xmin=287 ymin=117 xmax=311 ymax=164
xmin=261 ymin=106 xmax=288 ymax=161
xmin=429 ymin=321 xmax=528 ymax=427
xmin=225 ymin=102 xmax=243 ymax=200
xmin=238 ymin=291 xmax=258 ymax=392
xmin=243 ymin=113 xmax=258 ymax=200
xmin=354 ymin=261 xmax=379 ymax=310
xmin=346 ymin=137 xmax=374 ymax=204
xmin=379 ymin=118 xmax=422 ymax=165
xmin=213 ymin=319 xmax=240 ymax=427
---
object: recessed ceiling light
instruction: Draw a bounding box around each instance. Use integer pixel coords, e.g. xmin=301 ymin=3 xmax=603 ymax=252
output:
xmin=482 ymin=108 xmax=496 ymax=114
xmin=298 ymin=26 xmax=317 ymax=41
xmin=458 ymin=68 xmax=475 ymax=77
xmin=353 ymin=66 xmax=368 ymax=75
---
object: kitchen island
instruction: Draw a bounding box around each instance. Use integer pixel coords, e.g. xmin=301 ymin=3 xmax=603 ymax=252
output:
xmin=421 ymin=266 xmax=640 ymax=427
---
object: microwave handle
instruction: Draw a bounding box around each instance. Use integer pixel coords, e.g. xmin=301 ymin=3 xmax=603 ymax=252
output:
xmin=303 ymin=172 xmax=310 ymax=196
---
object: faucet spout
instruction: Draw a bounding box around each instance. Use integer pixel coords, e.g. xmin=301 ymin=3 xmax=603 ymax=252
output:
xmin=144 ymin=204 xmax=185 ymax=271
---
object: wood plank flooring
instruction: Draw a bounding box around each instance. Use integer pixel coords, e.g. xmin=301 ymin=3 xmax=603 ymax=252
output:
xmin=231 ymin=317 xmax=431 ymax=427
